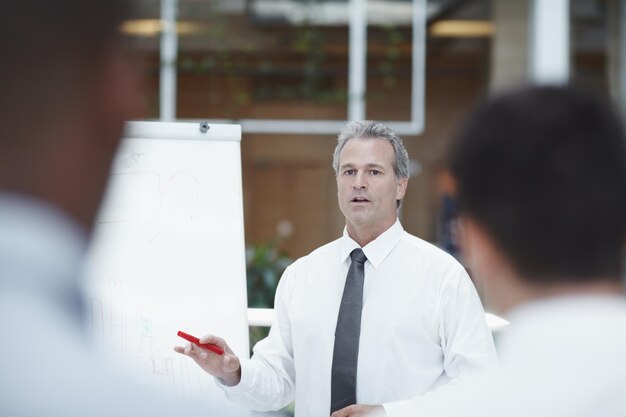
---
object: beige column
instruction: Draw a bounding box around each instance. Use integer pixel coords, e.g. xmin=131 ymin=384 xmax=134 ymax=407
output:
xmin=490 ymin=0 xmax=530 ymax=92
xmin=489 ymin=0 xmax=529 ymax=92
xmin=608 ymin=0 xmax=626 ymax=116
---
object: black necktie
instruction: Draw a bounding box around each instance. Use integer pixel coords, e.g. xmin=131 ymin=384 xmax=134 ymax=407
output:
xmin=330 ymin=248 xmax=367 ymax=414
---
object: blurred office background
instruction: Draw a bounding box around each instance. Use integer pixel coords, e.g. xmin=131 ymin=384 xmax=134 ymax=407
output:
xmin=110 ymin=2 xmax=623 ymax=414
xmin=117 ymin=0 xmax=625 ymax=306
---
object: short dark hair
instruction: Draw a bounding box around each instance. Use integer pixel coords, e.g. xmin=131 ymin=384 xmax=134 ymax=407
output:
xmin=0 ymin=0 xmax=129 ymax=70
xmin=450 ymin=85 xmax=626 ymax=283
xmin=0 ymin=0 xmax=130 ymax=134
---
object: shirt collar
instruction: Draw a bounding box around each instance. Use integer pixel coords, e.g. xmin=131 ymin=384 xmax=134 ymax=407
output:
xmin=340 ymin=219 xmax=404 ymax=268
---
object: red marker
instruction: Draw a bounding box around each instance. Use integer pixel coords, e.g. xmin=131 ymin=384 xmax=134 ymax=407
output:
xmin=177 ymin=331 xmax=225 ymax=355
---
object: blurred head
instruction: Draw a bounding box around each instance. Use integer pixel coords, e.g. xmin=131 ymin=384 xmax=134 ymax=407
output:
xmin=450 ymin=85 xmax=626 ymax=293
xmin=0 ymin=0 xmax=137 ymax=232
xmin=334 ymin=121 xmax=409 ymax=244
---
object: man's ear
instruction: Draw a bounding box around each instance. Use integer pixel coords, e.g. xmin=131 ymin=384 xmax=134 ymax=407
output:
xmin=460 ymin=216 xmax=523 ymax=314
xmin=98 ymin=46 xmax=143 ymax=128
xmin=460 ymin=217 xmax=509 ymax=277
xmin=62 ymin=46 xmax=143 ymax=230
xmin=461 ymin=218 xmax=490 ymax=267
xmin=395 ymin=177 xmax=408 ymax=201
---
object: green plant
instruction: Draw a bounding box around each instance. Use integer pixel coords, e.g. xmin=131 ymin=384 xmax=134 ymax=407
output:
xmin=246 ymin=240 xmax=292 ymax=308
xmin=246 ymin=240 xmax=292 ymax=355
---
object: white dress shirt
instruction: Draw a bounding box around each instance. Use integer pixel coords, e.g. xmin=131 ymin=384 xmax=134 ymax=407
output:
xmin=409 ymin=294 xmax=626 ymax=417
xmin=0 ymin=193 xmax=234 ymax=417
xmin=222 ymin=220 xmax=497 ymax=416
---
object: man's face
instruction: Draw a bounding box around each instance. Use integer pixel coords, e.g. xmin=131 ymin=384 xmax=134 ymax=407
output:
xmin=336 ymin=137 xmax=407 ymax=236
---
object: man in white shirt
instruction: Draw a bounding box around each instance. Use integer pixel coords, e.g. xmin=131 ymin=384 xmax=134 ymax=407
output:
xmin=0 ymin=1 xmax=235 ymax=416
xmin=176 ymin=121 xmax=497 ymax=416
xmin=412 ymin=85 xmax=626 ymax=417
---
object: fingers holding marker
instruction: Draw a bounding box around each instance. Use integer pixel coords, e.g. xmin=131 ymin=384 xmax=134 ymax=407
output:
xmin=223 ymin=352 xmax=241 ymax=372
xmin=177 ymin=330 xmax=225 ymax=355
xmin=172 ymin=342 xmax=205 ymax=360
xmin=199 ymin=334 xmax=226 ymax=347
xmin=174 ymin=329 xmax=242 ymax=386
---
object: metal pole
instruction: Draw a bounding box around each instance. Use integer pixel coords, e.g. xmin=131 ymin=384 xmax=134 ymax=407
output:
xmin=160 ymin=0 xmax=178 ymax=121
xmin=411 ymin=0 xmax=426 ymax=132
xmin=348 ymin=0 xmax=367 ymax=121
xmin=529 ymin=0 xmax=570 ymax=84
xmin=617 ymin=0 xmax=626 ymax=120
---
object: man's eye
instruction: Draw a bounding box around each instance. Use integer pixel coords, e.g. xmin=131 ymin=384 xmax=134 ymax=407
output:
xmin=344 ymin=169 xmax=355 ymax=175
xmin=371 ymin=170 xmax=381 ymax=175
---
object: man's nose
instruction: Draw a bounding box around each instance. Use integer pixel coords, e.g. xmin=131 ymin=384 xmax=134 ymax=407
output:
xmin=352 ymin=173 xmax=367 ymax=190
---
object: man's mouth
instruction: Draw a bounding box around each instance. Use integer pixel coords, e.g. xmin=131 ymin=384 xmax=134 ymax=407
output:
xmin=351 ymin=197 xmax=370 ymax=203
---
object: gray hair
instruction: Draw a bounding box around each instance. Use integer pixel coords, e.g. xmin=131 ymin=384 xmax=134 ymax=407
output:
xmin=332 ymin=120 xmax=410 ymax=179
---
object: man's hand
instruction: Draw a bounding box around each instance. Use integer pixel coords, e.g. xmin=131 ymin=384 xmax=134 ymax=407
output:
xmin=174 ymin=334 xmax=241 ymax=386
xmin=330 ymin=404 xmax=386 ymax=417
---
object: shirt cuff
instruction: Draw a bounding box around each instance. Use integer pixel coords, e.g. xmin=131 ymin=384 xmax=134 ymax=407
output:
xmin=382 ymin=399 xmax=418 ymax=417
xmin=215 ymin=358 xmax=253 ymax=396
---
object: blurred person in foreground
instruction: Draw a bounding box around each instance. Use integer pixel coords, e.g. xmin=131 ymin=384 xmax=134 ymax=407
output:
xmin=176 ymin=120 xmax=497 ymax=417
xmin=0 ymin=1 xmax=234 ymax=416
xmin=412 ymin=85 xmax=626 ymax=417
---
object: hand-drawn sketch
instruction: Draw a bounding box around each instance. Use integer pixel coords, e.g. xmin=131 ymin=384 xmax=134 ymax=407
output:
xmin=84 ymin=125 xmax=249 ymax=412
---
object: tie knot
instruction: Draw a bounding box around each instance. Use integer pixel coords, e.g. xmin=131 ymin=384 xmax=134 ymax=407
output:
xmin=350 ymin=248 xmax=367 ymax=265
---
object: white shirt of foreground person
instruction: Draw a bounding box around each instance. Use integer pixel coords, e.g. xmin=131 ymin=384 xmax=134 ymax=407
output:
xmin=0 ymin=194 xmax=239 ymax=417
xmin=219 ymin=219 xmax=497 ymax=417
xmin=413 ymin=295 xmax=626 ymax=417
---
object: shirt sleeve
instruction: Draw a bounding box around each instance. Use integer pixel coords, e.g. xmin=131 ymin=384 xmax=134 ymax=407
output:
xmin=383 ymin=262 xmax=498 ymax=417
xmin=217 ymin=266 xmax=297 ymax=411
